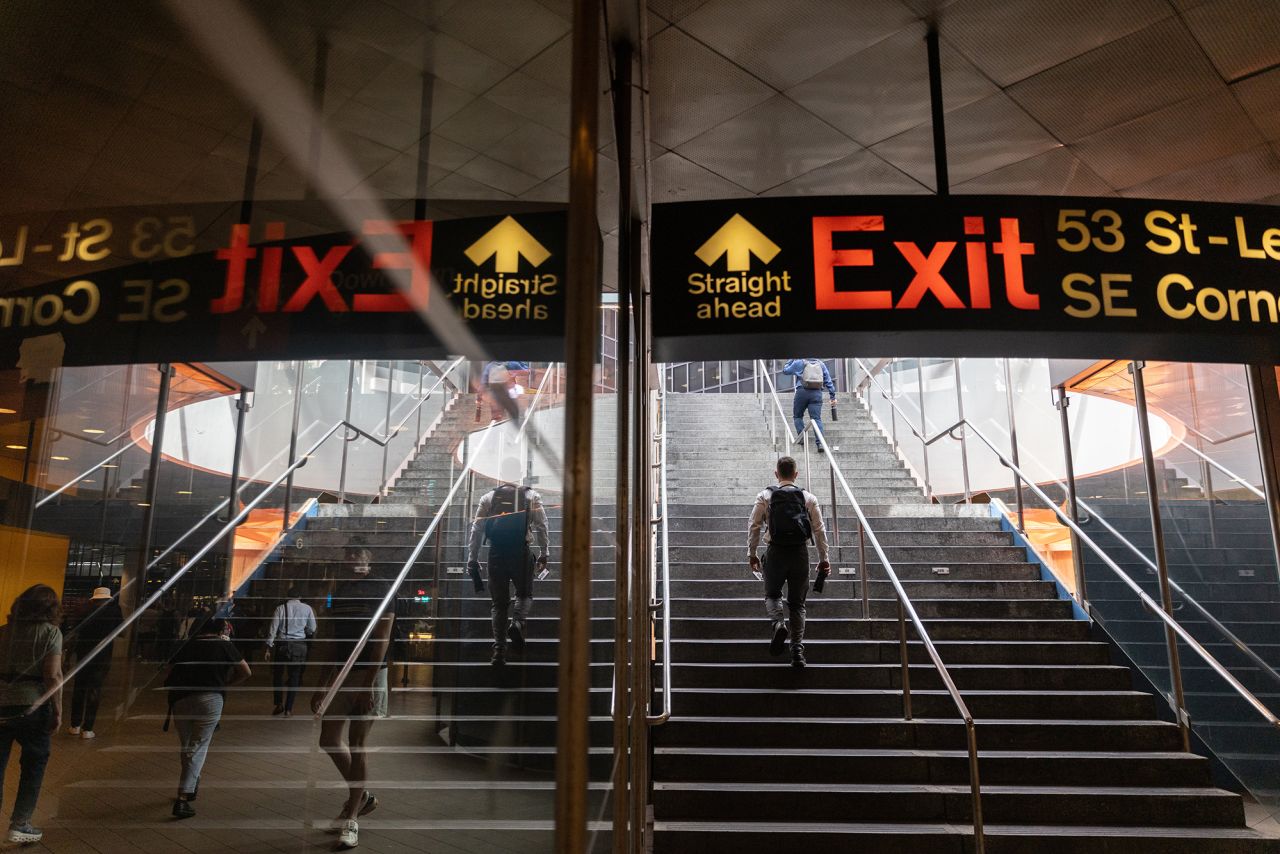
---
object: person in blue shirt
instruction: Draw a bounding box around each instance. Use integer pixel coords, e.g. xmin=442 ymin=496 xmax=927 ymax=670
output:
xmin=782 ymin=359 xmax=836 ymax=452
xmin=476 ymin=361 xmax=531 ymax=422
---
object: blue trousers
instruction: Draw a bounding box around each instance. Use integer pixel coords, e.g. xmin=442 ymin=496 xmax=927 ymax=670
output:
xmin=792 ymin=387 xmax=825 ymax=447
xmin=0 ymin=706 xmax=52 ymax=824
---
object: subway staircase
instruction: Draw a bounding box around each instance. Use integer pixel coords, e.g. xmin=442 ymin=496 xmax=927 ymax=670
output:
xmin=651 ymin=391 xmax=1280 ymax=853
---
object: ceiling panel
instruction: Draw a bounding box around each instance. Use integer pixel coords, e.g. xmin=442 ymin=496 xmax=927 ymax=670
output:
xmin=1233 ymin=67 xmax=1280 ymax=141
xmin=953 ymin=146 xmax=1113 ymax=195
xmin=674 ymin=95 xmax=858 ymax=192
xmin=648 ymin=26 xmax=774 ymax=149
xmin=939 ymin=0 xmax=1171 ymax=86
xmin=327 ymin=96 xmax=424 ymax=151
xmin=351 ymin=60 xmax=472 ymax=129
xmin=455 ymin=153 xmax=542 ymax=195
xmin=678 ymin=0 xmax=917 ymax=90
xmin=485 ymin=122 xmax=568 ymax=181
xmin=520 ymin=168 xmax=569 ymax=202
xmin=1120 ymin=145 xmax=1280 ymax=203
xmin=429 ymin=170 xmax=516 ymax=200
xmin=649 ymin=0 xmax=714 ymax=23
xmin=787 ymin=22 xmax=998 ymax=147
xmin=486 ymin=71 xmax=572 ymax=134
xmin=762 ymin=149 xmax=928 ymax=196
xmin=1009 ymin=18 xmax=1221 ymax=143
xmin=433 ymin=96 xmax=528 ymax=151
xmin=1071 ymin=89 xmax=1263 ymax=188
xmin=870 ymin=92 xmax=1060 ymax=189
xmin=1183 ymin=0 xmax=1280 ymax=81
xmin=435 ymin=0 xmax=570 ymax=67
xmin=650 ymin=151 xmax=752 ymax=201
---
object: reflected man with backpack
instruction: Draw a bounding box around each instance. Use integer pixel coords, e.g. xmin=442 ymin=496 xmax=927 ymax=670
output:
xmin=782 ymin=358 xmax=836 ymax=452
xmin=747 ymin=456 xmax=830 ymax=668
xmin=467 ymin=458 xmax=550 ymax=666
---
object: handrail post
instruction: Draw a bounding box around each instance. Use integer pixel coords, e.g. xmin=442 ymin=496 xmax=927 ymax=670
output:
xmin=888 ymin=365 xmax=898 ymax=453
xmin=967 ymin=720 xmax=985 ymax=853
xmin=283 ymin=362 xmax=304 ymax=532
xmin=898 ymin=599 xmax=912 ymax=720
xmin=915 ymin=360 xmax=932 ymax=500
xmin=1130 ymin=360 xmax=1192 ymax=751
xmin=380 ymin=361 xmax=395 ymax=497
xmin=953 ymin=359 xmax=972 ymax=503
xmin=859 ymin=522 xmax=869 ymax=620
xmin=1055 ymin=387 xmax=1088 ymax=609
xmin=131 ymin=362 xmax=173 ymax=616
xmin=829 ymin=450 xmax=840 ymax=561
xmin=338 ymin=360 xmax=356 ymax=502
xmin=1003 ymin=359 xmax=1025 ymax=532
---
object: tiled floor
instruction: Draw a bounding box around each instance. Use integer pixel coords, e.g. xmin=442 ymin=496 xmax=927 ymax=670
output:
xmin=0 ymin=661 xmax=612 ymax=854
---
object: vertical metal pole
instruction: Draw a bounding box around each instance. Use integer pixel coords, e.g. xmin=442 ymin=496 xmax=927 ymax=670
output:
xmin=239 ymin=117 xmax=262 ymax=224
xmin=304 ymin=36 xmax=328 ymax=201
xmin=282 ymin=362 xmax=304 ymax=531
xmin=898 ymin=600 xmax=912 ymax=720
xmin=380 ymin=362 xmax=395 ymax=497
xmin=416 ymin=362 xmax=425 ymax=445
xmin=1055 ymin=388 xmax=1088 ymax=609
xmin=952 ymin=359 xmax=971 ymax=503
xmin=1003 ymin=359 xmax=1025 ymax=532
xmin=1187 ymin=365 xmax=1218 ymax=546
xmin=556 ymin=0 xmax=600 ymax=847
xmin=889 ymin=365 xmax=898 ymax=452
xmin=134 ymin=364 xmax=173 ymax=615
xmin=1130 ymin=361 xmax=1191 ymax=752
xmin=1245 ymin=364 xmax=1280 ymax=588
xmin=338 ymin=360 xmax=356 ymax=502
xmin=609 ymin=38 xmax=635 ymax=854
xmin=926 ymin=24 xmax=949 ymax=195
xmin=916 ymin=360 xmax=932 ymax=500
xmin=223 ymin=389 xmax=250 ymax=594
xmin=828 ymin=451 xmax=840 ymax=561
xmin=859 ymin=523 xmax=869 ymax=620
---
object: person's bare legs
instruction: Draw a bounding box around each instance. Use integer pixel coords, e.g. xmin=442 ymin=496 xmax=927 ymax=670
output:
xmin=341 ymin=718 xmax=375 ymax=818
xmin=320 ymin=718 xmax=352 ymax=782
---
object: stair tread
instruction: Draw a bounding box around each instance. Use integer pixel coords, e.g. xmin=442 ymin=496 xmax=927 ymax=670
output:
xmin=655 ymin=820 xmax=1272 ymax=838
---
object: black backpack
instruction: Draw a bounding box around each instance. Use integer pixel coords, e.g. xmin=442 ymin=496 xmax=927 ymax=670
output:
xmin=485 ymin=485 xmax=533 ymax=560
xmin=766 ymin=484 xmax=812 ymax=546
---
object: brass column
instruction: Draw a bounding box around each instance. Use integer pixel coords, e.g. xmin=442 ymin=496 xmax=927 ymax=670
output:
xmin=556 ymin=0 xmax=601 ymax=849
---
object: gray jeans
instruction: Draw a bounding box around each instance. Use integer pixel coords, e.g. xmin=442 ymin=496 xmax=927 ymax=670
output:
xmin=174 ymin=692 xmax=223 ymax=795
xmin=763 ymin=543 xmax=810 ymax=650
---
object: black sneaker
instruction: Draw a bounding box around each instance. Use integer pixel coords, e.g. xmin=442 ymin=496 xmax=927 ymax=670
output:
xmin=816 ymin=445 xmax=825 ymax=454
xmin=769 ymin=621 xmax=788 ymax=656
xmin=172 ymin=798 xmax=195 ymax=820
xmin=508 ymin=621 xmax=526 ymax=652
xmin=491 ymin=647 xmax=506 ymax=666
xmin=791 ymin=647 xmax=807 ymax=669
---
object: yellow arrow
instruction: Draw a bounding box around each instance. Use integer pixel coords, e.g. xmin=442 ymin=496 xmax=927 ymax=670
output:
xmin=695 ymin=213 xmax=781 ymax=271
xmin=464 ymin=216 xmax=551 ymax=273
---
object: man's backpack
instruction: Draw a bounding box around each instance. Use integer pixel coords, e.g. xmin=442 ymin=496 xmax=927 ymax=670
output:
xmin=488 ymin=363 xmax=511 ymax=385
xmin=766 ymin=485 xmax=812 ymax=546
xmin=801 ymin=360 xmax=824 ymax=390
xmin=485 ymin=485 xmax=532 ymax=560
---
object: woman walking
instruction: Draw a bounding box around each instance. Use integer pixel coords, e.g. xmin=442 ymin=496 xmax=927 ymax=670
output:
xmin=164 ymin=615 xmax=250 ymax=819
xmin=0 ymin=584 xmax=64 ymax=844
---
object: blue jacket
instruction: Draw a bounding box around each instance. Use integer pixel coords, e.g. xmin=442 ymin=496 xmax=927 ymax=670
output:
xmin=481 ymin=361 xmax=530 ymax=384
xmin=782 ymin=359 xmax=835 ymax=399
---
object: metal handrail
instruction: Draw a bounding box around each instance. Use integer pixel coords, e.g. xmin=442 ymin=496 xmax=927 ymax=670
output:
xmin=1175 ymin=441 xmax=1266 ymax=499
xmin=809 ymin=420 xmax=985 ymax=852
xmin=385 ymin=357 xmax=465 ymax=440
xmin=647 ymin=382 xmax=672 ymax=726
xmin=758 ymin=361 xmax=796 ymax=445
xmin=514 ymin=363 xmax=555 ymax=444
xmin=957 ymin=420 xmax=1280 ymax=733
xmin=36 ymin=438 xmax=144 ymax=508
xmin=27 ymin=417 xmax=366 ymax=714
xmin=854 ymin=358 xmax=926 ymax=439
xmin=1073 ymin=496 xmax=1280 ymax=691
xmin=315 ymin=420 xmax=497 ymax=716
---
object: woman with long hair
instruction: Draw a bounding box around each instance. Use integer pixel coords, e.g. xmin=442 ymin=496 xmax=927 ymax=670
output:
xmin=0 ymin=584 xmax=64 ymax=844
xmin=163 ymin=614 xmax=250 ymax=819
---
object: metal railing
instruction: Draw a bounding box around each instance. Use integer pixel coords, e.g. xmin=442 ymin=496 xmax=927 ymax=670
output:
xmin=808 ymin=419 xmax=985 ymax=852
xmin=756 ymin=372 xmax=984 ymax=850
xmin=954 ymin=420 xmax=1280 ymax=741
xmin=1174 ymin=440 xmax=1265 ymax=499
xmin=315 ymin=420 xmax=496 ymax=716
xmin=36 ymin=437 xmax=143 ymax=508
xmin=1073 ymin=495 xmax=1280 ymax=691
xmin=27 ymin=416 xmax=388 ymax=715
xmin=648 ymin=382 xmax=672 ymax=726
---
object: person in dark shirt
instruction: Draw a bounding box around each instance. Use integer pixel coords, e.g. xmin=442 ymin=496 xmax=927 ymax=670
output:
xmin=310 ymin=555 xmax=395 ymax=850
xmin=65 ymin=587 xmax=122 ymax=739
xmin=163 ymin=616 xmax=250 ymax=820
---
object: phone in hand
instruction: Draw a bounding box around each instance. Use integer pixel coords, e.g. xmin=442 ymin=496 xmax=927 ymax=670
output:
xmin=752 ymin=570 xmax=763 ymax=582
xmin=536 ymin=566 xmax=550 ymax=581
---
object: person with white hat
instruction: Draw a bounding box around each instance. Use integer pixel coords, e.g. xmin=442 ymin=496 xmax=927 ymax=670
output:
xmin=66 ymin=587 xmax=122 ymax=739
